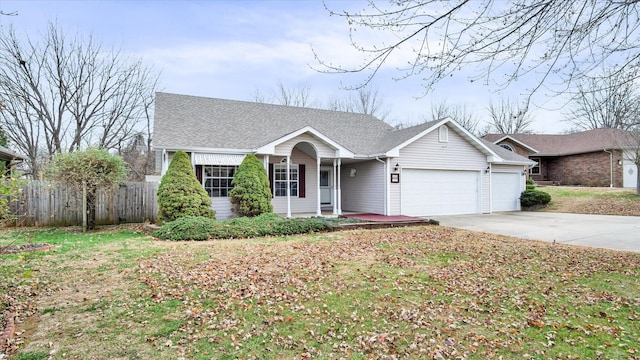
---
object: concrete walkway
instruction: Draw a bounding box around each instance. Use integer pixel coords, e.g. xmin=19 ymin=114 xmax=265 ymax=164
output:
xmin=435 ymin=212 xmax=640 ymax=253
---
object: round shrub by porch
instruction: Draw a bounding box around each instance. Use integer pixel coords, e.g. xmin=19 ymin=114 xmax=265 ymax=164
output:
xmin=229 ymin=153 xmax=273 ymax=217
xmin=520 ymin=189 xmax=551 ymax=208
xmin=157 ymin=150 xmax=215 ymax=222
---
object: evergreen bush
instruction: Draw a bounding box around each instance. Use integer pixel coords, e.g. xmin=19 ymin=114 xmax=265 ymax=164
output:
xmin=153 ymin=213 xmax=333 ymax=241
xmin=157 ymin=150 xmax=215 ymax=222
xmin=229 ymin=154 xmax=273 ymax=217
xmin=520 ymin=189 xmax=551 ymax=208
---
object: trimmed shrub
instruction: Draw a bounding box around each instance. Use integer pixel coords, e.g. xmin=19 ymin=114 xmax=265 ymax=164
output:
xmin=157 ymin=150 xmax=215 ymax=222
xmin=152 ymin=216 xmax=218 ymax=241
xmin=520 ymin=189 xmax=551 ymax=208
xmin=153 ymin=213 xmax=333 ymax=241
xmin=229 ymin=154 xmax=273 ymax=217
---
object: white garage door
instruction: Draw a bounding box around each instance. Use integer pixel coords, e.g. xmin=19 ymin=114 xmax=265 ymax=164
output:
xmin=492 ymin=172 xmax=521 ymax=212
xmin=401 ymin=169 xmax=480 ymax=216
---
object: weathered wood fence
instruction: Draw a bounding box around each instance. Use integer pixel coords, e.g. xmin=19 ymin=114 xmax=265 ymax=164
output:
xmin=7 ymin=181 xmax=158 ymax=227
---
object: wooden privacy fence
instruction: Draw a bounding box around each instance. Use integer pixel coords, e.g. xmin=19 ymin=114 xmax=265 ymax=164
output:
xmin=7 ymin=181 xmax=158 ymax=227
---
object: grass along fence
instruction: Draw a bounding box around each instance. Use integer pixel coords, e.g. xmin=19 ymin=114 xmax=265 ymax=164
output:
xmin=7 ymin=181 xmax=158 ymax=226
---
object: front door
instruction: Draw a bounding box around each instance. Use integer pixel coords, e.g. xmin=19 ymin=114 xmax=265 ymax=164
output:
xmin=320 ymin=169 xmax=332 ymax=205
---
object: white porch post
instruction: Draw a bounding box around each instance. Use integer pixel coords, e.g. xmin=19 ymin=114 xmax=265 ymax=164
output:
xmin=332 ymin=159 xmax=338 ymax=215
xmin=263 ymin=155 xmax=269 ymax=171
xmin=337 ymin=158 xmax=342 ymax=215
xmin=316 ymin=157 xmax=322 ymax=216
xmin=286 ymin=155 xmax=291 ymax=218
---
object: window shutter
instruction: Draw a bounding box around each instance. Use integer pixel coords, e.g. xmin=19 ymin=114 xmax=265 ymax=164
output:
xmin=299 ymin=164 xmax=306 ymax=198
xmin=268 ymin=163 xmax=274 ymax=195
xmin=195 ymin=165 xmax=203 ymax=184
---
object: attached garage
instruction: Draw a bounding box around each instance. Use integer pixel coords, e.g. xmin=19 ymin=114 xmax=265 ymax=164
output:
xmin=401 ymin=169 xmax=480 ymax=216
xmin=491 ymin=172 xmax=522 ymax=212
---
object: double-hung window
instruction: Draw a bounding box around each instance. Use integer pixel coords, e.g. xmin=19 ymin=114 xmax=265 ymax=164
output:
xmin=274 ymin=164 xmax=298 ymax=197
xmin=203 ymin=165 xmax=237 ymax=197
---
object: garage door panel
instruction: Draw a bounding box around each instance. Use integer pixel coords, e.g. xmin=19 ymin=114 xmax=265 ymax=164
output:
xmin=491 ymin=172 xmax=521 ymax=212
xmin=401 ymin=169 xmax=479 ymax=216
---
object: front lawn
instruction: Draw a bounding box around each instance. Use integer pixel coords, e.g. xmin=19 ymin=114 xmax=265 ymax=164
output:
xmin=539 ymin=186 xmax=640 ymax=216
xmin=2 ymin=226 xmax=639 ymax=359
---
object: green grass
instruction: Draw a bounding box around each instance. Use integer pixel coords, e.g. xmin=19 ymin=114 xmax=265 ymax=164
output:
xmin=542 ymin=186 xmax=638 ymax=199
xmin=1 ymin=226 xmax=639 ymax=359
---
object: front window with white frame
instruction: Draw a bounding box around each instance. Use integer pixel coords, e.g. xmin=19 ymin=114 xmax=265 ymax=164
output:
xmin=530 ymin=158 xmax=541 ymax=175
xmin=274 ymin=164 xmax=298 ymax=197
xmin=203 ymin=165 xmax=237 ymax=197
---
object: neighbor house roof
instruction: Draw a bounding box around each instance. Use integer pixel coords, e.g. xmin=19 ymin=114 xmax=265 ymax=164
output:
xmin=484 ymin=128 xmax=632 ymax=156
xmin=0 ymin=145 xmax=26 ymax=162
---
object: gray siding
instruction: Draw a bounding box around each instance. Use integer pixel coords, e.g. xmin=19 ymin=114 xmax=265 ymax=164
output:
xmin=341 ymin=160 xmax=385 ymax=214
xmin=272 ymin=149 xmax=319 ymax=215
xmin=212 ymin=198 xmax=234 ymax=220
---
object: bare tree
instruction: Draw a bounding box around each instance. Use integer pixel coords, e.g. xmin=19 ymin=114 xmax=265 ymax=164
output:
xmin=249 ymin=81 xmax=316 ymax=107
xmin=566 ymin=69 xmax=640 ymax=131
xmin=0 ymin=23 xmax=158 ymax=178
xmin=316 ymin=1 xmax=640 ymax=96
xmin=430 ymin=99 xmax=480 ymax=134
xmin=326 ymin=87 xmax=390 ymax=120
xmin=486 ymin=98 xmax=534 ymax=134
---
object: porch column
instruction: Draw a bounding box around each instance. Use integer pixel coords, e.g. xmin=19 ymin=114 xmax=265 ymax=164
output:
xmin=263 ymin=155 xmax=269 ymax=171
xmin=332 ymin=159 xmax=338 ymax=215
xmin=286 ymin=155 xmax=291 ymax=218
xmin=337 ymin=158 xmax=342 ymax=215
xmin=316 ymin=157 xmax=321 ymax=216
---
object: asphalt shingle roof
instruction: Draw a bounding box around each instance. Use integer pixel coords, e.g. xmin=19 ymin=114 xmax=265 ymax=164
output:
xmin=154 ymin=92 xmax=532 ymax=165
xmin=484 ymin=128 xmax=632 ymax=156
xmin=154 ymin=92 xmax=394 ymax=155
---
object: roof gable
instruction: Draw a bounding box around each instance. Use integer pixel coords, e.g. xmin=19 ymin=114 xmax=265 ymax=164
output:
xmin=255 ymin=126 xmax=355 ymax=158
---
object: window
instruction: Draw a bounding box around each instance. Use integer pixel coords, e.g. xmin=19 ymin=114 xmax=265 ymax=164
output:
xmin=274 ymin=164 xmax=298 ymax=197
xmin=500 ymin=144 xmax=514 ymax=152
xmin=202 ymin=165 xmax=237 ymax=197
xmin=530 ymin=158 xmax=541 ymax=175
xmin=438 ymin=126 xmax=448 ymax=142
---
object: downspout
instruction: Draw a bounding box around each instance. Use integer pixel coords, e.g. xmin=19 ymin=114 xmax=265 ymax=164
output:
xmin=603 ymin=149 xmax=613 ymax=187
xmin=375 ymin=156 xmax=388 ymax=216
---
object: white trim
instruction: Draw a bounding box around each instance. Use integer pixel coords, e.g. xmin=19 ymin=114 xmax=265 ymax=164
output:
xmin=491 ymin=135 xmax=539 ymax=153
xmin=192 ymin=153 xmax=246 ymax=166
xmin=316 ymin=157 xmax=322 ymax=216
xmin=385 ymin=118 xmax=500 ymax=159
xmin=255 ymin=126 xmax=355 ymax=158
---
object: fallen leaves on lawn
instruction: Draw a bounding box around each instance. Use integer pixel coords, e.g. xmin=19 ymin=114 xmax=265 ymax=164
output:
xmin=135 ymin=227 xmax=640 ymax=359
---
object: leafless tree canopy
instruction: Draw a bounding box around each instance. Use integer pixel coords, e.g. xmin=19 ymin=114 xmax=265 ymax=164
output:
xmin=249 ymin=82 xmax=316 ymax=108
xmin=566 ymin=69 xmax=640 ymax=131
xmin=317 ymin=1 xmax=640 ymax=96
xmin=430 ymin=99 xmax=479 ymax=135
xmin=0 ymin=23 xmax=158 ymax=177
xmin=326 ymin=87 xmax=390 ymax=120
xmin=486 ymin=98 xmax=534 ymax=134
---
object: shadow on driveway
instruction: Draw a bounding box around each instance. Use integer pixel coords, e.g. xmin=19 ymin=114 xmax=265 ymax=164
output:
xmin=435 ymin=212 xmax=640 ymax=253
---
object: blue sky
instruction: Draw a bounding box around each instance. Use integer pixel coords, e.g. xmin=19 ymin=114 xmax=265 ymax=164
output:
xmin=0 ymin=0 xmax=570 ymax=133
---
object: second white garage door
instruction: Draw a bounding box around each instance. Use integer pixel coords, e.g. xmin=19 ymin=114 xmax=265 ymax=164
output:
xmin=401 ymin=169 xmax=480 ymax=216
xmin=491 ymin=172 xmax=522 ymax=212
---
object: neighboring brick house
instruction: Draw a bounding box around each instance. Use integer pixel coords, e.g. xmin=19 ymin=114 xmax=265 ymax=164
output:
xmin=483 ymin=128 xmax=638 ymax=188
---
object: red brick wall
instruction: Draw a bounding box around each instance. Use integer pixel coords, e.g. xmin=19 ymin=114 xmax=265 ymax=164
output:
xmin=546 ymin=151 xmax=623 ymax=187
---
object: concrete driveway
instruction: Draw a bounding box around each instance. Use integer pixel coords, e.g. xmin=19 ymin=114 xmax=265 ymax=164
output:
xmin=435 ymin=212 xmax=640 ymax=253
